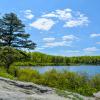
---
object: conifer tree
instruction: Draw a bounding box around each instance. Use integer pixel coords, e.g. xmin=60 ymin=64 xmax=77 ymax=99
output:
xmin=0 ymin=13 xmax=36 ymax=71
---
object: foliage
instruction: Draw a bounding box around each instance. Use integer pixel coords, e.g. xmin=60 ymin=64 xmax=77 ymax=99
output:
xmin=0 ymin=46 xmax=25 ymax=71
xmin=8 ymin=66 xmax=20 ymax=77
xmin=91 ymin=74 xmax=100 ymax=91
xmin=14 ymin=52 xmax=100 ymax=66
xmin=15 ymin=68 xmax=99 ymax=96
xmin=17 ymin=68 xmax=40 ymax=82
xmin=0 ymin=67 xmax=14 ymax=79
xmin=0 ymin=13 xmax=36 ymax=70
xmin=0 ymin=13 xmax=36 ymax=49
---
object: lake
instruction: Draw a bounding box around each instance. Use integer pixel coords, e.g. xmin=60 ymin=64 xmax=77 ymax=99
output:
xmin=31 ymin=65 xmax=100 ymax=76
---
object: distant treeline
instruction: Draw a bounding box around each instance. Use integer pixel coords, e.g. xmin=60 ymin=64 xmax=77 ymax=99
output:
xmin=14 ymin=52 xmax=100 ymax=66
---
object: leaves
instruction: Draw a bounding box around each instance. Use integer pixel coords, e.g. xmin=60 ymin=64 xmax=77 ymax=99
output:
xmin=0 ymin=13 xmax=36 ymax=49
xmin=0 ymin=46 xmax=28 ymax=70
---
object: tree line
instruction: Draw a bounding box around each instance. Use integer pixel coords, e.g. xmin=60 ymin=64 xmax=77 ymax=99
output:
xmin=16 ymin=52 xmax=100 ymax=66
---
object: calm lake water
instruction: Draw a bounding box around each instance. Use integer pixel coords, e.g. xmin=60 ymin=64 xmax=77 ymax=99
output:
xmin=31 ymin=65 xmax=100 ymax=76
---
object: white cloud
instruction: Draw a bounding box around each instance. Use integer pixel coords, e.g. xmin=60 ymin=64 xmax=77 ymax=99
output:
xmin=64 ymin=14 xmax=89 ymax=27
xmin=29 ymin=9 xmax=89 ymax=30
xmin=56 ymin=9 xmax=73 ymax=20
xmin=62 ymin=35 xmax=78 ymax=41
xmin=30 ymin=18 xmax=55 ymax=31
xmin=64 ymin=18 xmax=88 ymax=28
xmin=24 ymin=10 xmax=34 ymax=19
xmin=43 ymin=41 xmax=71 ymax=47
xmin=42 ymin=8 xmax=72 ymax=20
xmin=42 ymin=9 xmax=89 ymax=28
xmin=42 ymin=13 xmax=58 ymax=18
xmin=96 ymin=42 xmax=100 ymax=44
xmin=90 ymin=33 xmax=100 ymax=38
xmin=43 ymin=37 xmax=55 ymax=42
xmin=43 ymin=34 xmax=78 ymax=48
xmin=83 ymin=47 xmax=99 ymax=52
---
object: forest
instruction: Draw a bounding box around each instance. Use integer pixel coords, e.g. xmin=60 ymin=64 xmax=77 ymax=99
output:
xmin=14 ymin=52 xmax=100 ymax=66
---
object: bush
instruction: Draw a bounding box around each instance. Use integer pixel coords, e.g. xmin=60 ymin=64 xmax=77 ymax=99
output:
xmin=13 ymin=61 xmax=36 ymax=66
xmin=91 ymin=74 xmax=100 ymax=91
xmin=33 ymin=69 xmax=99 ymax=96
xmin=0 ymin=67 xmax=14 ymax=79
xmin=76 ymin=84 xmax=97 ymax=96
xmin=0 ymin=72 xmax=14 ymax=79
xmin=17 ymin=68 xmax=40 ymax=82
xmin=9 ymin=66 xmax=20 ymax=77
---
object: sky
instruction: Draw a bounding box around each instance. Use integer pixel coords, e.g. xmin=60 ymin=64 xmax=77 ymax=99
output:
xmin=0 ymin=0 xmax=100 ymax=56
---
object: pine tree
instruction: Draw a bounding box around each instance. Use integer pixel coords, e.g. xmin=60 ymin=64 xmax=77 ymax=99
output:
xmin=0 ymin=13 xmax=36 ymax=71
xmin=0 ymin=13 xmax=36 ymax=49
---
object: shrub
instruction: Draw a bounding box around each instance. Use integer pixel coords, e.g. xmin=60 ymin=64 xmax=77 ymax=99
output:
xmin=76 ymin=84 xmax=97 ymax=96
xmin=33 ymin=69 xmax=100 ymax=96
xmin=9 ymin=66 xmax=20 ymax=77
xmin=91 ymin=74 xmax=100 ymax=91
xmin=17 ymin=68 xmax=40 ymax=82
xmin=0 ymin=67 xmax=14 ymax=79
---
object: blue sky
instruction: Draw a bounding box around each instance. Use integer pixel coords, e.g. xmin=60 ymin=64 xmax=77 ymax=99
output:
xmin=0 ymin=0 xmax=100 ymax=56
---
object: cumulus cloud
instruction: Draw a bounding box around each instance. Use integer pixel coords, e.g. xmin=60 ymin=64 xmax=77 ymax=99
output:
xmin=62 ymin=35 xmax=78 ymax=41
xmin=43 ymin=41 xmax=71 ymax=47
xmin=29 ymin=8 xmax=89 ymax=30
xmin=42 ymin=9 xmax=72 ymax=20
xmin=43 ymin=37 xmax=55 ymax=42
xmin=64 ymin=15 xmax=88 ymax=28
xmin=90 ymin=33 xmax=100 ymax=38
xmin=83 ymin=47 xmax=99 ymax=52
xmin=42 ymin=9 xmax=89 ymax=28
xmin=96 ymin=42 xmax=100 ymax=44
xmin=24 ymin=10 xmax=34 ymax=19
xmin=30 ymin=18 xmax=55 ymax=31
xmin=43 ymin=35 xmax=78 ymax=48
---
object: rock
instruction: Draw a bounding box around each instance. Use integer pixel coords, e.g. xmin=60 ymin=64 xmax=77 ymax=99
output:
xmin=0 ymin=77 xmax=52 ymax=94
xmin=0 ymin=77 xmax=95 ymax=100
xmin=0 ymin=77 xmax=66 ymax=100
xmin=93 ymin=91 xmax=100 ymax=100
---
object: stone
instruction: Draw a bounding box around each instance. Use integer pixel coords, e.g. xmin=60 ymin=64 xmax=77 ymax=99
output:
xmin=93 ymin=91 xmax=100 ymax=100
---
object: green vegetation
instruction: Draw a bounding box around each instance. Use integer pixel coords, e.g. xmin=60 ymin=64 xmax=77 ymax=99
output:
xmin=14 ymin=52 xmax=100 ymax=66
xmin=0 ymin=67 xmax=14 ymax=79
xmin=0 ymin=13 xmax=36 ymax=71
xmin=0 ymin=66 xmax=99 ymax=96
xmin=16 ymin=69 xmax=100 ymax=96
